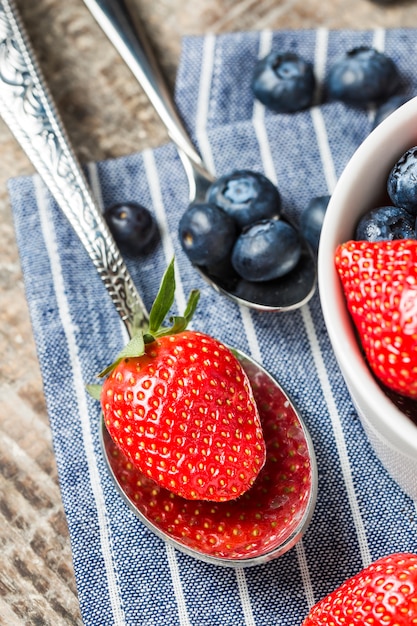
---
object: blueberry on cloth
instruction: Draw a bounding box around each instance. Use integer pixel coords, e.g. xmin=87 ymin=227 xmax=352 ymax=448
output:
xmin=372 ymin=94 xmax=409 ymax=129
xmin=178 ymin=202 xmax=237 ymax=266
xmin=207 ymin=170 xmax=281 ymax=230
xmin=104 ymin=202 xmax=158 ymax=256
xmin=231 ymin=219 xmax=302 ymax=282
xmin=387 ymin=146 xmax=417 ymax=217
xmin=251 ymin=51 xmax=316 ymax=113
xmin=327 ymin=46 xmax=400 ymax=105
xmin=355 ymin=206 xmax=416 ymax=241
xmin=300 ymin=195 xmax=331 ymax=252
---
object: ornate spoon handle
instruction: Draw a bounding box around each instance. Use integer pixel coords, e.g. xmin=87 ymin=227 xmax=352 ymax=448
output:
xmin=0 ymin=0 xmax=148 ymax=336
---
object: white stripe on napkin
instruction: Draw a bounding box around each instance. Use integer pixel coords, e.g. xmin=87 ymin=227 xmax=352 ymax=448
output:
xmin=252 ymin=30 xmax=316 ymax=610
xmin=368 ymin=28 xmax=387 ymax=124
xmin=310 ymin=28 xmax=338 ymax=194
xmin=166 ymin=545 xmax=193 ymax=626
xmin=373 ymin=27 xmax=386 ymax=53
xmin=195 ymin=32 xmax=217 ymax=175
xmin=309 ymin=28 xmax=372 ymax=567
xmin=142 ymin=148 xmax=189 ymax=314
xmin=34 ymin=175 xmax=128 ymax=625
xmin=196 ymin=32 xmax=257 ymax=624
xmin=235 ymin=569 xmax=256 ymax=626
xmin=300 ymin=306 xmax=372 ymax=566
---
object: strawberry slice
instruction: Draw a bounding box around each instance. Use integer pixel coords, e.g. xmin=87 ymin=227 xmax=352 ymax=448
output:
xmin=103 ymin=356 xmax=314 ymax=560
xmin=335 ymin=239 xmax=417 ymax=399
xmin=302 ymin=552 xmax=417 ymax=625
xmin=89 ymin=260 xmax=266 ymax=502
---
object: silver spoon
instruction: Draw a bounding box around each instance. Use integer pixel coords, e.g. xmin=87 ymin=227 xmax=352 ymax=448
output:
xmin=83 ymin=0 xmax=317 ymax=312
xmin=0 ymin=0 xmax=317 ymax=566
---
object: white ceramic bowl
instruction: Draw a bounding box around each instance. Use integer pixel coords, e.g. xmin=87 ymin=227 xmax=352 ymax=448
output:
xmin=319 ymin=96 xmax=417 ymax=502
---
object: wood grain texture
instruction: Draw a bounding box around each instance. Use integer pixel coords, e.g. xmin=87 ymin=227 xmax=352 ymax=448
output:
xmin=1 ymin=0 xmax=417 ymax=623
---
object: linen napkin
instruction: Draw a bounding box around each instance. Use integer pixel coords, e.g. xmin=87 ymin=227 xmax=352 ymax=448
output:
xmin=9 ymin=27 xmax=417 ymax=626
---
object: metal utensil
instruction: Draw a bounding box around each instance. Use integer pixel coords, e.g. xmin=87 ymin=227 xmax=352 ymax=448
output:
xmin=83 ymin=0 xmax=317 ymax=312
xmin=0 ymin=0 xmax=317 ymax=566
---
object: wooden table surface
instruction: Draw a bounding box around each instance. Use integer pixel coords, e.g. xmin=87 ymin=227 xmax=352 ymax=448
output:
xmin=1 ymin=0 xmax=416 ymax=623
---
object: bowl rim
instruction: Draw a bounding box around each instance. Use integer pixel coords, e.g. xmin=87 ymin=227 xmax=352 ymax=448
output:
xmin=318 ymin=95 xmax=417 ymax=457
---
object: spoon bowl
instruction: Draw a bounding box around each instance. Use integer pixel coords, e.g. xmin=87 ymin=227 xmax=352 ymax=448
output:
xmin=83 ymin=0 xmax=317 ymax=311
xmin=0 ymin=0 xmax=317 ymax=566
xmin=102 ymin=350 xmax=317 ymax=566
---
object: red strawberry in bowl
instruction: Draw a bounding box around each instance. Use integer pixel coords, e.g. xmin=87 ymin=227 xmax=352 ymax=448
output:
xmin=302 ymin=552 xmax=417 ymax=625
xmin=335 ymin=239 xmax=417 ymax=399
xmin=89 ymin=259 xmax=266 ymax=502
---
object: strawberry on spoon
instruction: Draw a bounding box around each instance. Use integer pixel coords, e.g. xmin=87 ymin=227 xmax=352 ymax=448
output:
xmin=89 ymin=260 xmax=317 ymax=563
xmin=102 ymin=353 xmax=315 ymax=560
xmin=89 ymin=259 xmax=266 ymax=502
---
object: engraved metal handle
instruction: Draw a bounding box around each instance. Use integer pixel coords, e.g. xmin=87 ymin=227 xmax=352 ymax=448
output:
xmin=0 ymin=0 xmax=148 ymax=336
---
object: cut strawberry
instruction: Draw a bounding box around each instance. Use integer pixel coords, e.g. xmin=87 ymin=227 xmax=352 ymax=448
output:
xmin=302 ymin=552 xmax=417 ymax=625
xmin=103 ymin=356 xmax=314 ymax=560
xmin=335 ymin=239 xmax=417 ymax=399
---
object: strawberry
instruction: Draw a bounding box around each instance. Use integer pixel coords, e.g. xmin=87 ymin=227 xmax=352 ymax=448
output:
xmin=103 ymin=356 xmax=314 ymax=560
xmin=89 ymin=260 xmax=266 ymax=502
xmin=302 ymin=552 xmax=417 ymax=625
xmin=335 ymin=239 xmax=417 ymax=399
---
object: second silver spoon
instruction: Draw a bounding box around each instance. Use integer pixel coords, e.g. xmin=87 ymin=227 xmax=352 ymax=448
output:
xmin=83 ymin=0 xmax=317 ymax=312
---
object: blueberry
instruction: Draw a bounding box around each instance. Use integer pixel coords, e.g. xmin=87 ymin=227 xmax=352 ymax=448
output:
xmin=355 ymin=206 xmax=416 ymax=241
xmin=178 ymin=203 xmax=237 ymax=266
xmin=327 ymin=47 xmax=400 ymax=105
xmin=251 ymin=51 xmax=316 ymax=113
xmin=104 ymin=202 xmax=158 ymax=256
xmin=207 ymin=170 xmax=281 ymax=229
xmin=372 ymin=95 xmax=408 ymax=129
xmin=387 ymin=147 xmax=417 ymax=216
xmin=231 ymin=219 xmax=302 ymax=282
xmin=300 ymin=195 xmax=331 ymax=252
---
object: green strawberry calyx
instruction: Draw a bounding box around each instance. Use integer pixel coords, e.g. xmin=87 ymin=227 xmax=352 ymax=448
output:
xmin=86 ymin=258 xmax=200 ymax=400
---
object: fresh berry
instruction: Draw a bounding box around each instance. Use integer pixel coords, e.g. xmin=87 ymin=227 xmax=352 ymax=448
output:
xmin=387 ymin=146 xmax=417 ymax=217
xmin=302 ymin=553 xmax=417 ymax=626
xmin=335 ymin=239 xmax=417 ymax=399
xmin=372 ymin=94 xmax=408 ymax=129
xmin=251 ymin=51 xmax=316 ymax=113
xmin=104 ymin=355 xmax=314 ymax=560
xmin=206 ymin=170 xmax=281 ymax=229
xmin=355 ymin=205 xmax=416 ymax=241
xmin=231 ymin=219 xmax=302 ymax=282
xmin=300 ymin=195 xmax=331 ymax=253
xmin=90 ymin=260 xmax=266 ymax=502
xmin=327 ymin=47 xmax=400 ymax=105
xmin=104 ymin=202 xmax=158 ymax=256
xmin=178 ymin=203 xmax=237 ymax=266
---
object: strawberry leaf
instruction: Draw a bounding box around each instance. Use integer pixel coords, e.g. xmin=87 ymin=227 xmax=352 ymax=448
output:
xmin=148 ymin=258 xmax=176 ymax=335
xmin=153 ymin=289 xmax=200 ymax=338
xmin=97 ymin=332 xmax=145 ymax=378
xmin=86 ymin=384 xmax=102 ymax=401
xmin=183 ymin=289 xmax=200 ymax=324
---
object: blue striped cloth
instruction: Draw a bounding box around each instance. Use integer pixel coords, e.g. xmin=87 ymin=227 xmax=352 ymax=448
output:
xmin=9 ymin=28 xmax=417 ymax=626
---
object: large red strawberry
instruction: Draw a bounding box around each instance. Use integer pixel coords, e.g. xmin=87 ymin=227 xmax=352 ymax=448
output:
xmin=89 ymin=260 xmax=266 ymax=502
xmin=335 ymin=239 xmax=417 ymax=399
xmin=302 ymin=553 xmax=417 ymax=625
xmin=103 ymin=355 xmax=314 ymax=560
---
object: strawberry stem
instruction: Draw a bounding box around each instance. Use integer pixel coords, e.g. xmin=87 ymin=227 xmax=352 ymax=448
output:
xmin=89 ymin=258 xmax=200 ymax=385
